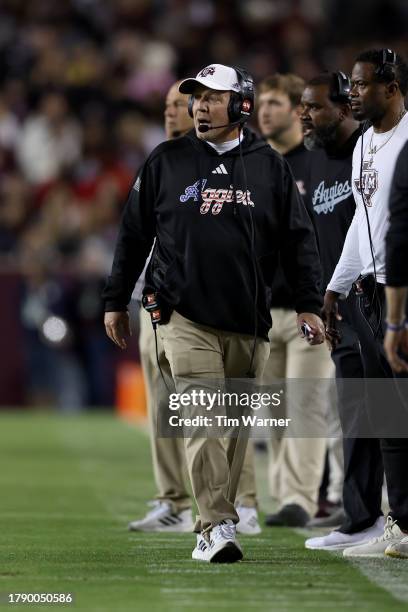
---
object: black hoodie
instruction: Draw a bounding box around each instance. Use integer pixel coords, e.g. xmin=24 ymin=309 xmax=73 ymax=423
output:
xmin=102 ymin=128 xmax=322 ymax=340
xmin=270 ymin=141 xmax=312 ymax=309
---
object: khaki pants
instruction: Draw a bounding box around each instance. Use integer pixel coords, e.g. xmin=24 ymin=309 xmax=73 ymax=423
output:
xmin=263 ymin=309 xmax=337 ymax=517
xmin=158 ymin=310 xmax=269 ymax=532
xmin=139 ymin=308 xmax=260 ymax=518
xmin=140 ymin=307 xmax=191 ymax=513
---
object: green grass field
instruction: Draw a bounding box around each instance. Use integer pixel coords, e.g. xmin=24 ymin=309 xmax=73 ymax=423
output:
xmin=1 ymin=412 xmax=407 ymax=612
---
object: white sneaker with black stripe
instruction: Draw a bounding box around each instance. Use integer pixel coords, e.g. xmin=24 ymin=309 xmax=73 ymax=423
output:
xmin=208 ymin=520 xmax=243 ymax=563
xmin=192 ymin=534 xmax=210 ymax=561
xmin=128 ymin=501 xmax=194 ymax=532
xmin=236 ymin=505 xmax=262 ymax=535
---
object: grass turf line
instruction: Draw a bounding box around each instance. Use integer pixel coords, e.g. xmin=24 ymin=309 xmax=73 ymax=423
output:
xmin=0 ymin=412 xmax=407 ymax=612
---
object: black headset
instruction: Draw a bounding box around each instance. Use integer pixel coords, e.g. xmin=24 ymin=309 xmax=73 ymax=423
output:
xmin=329 ymin=52 xmax=397 ymax=103
xmin=375 ymin=48 xmax=397 ymax=81
xmin=331 ymin=71 xmax=352 ymax=102
xmin=187 ymin=65 xmax=255 ymax=124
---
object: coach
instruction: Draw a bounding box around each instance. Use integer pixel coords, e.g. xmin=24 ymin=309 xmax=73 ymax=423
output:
xmin=323 ymin=49 xmax=408 ymax=558
xmin=103 ymin=63 xmax=324 ymax=563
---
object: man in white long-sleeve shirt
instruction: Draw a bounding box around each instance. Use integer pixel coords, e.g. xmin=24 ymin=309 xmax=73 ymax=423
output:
xmin=317 ymin=49 xmax=408 ymax=559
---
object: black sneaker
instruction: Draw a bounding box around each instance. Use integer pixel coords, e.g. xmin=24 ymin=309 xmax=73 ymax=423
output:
xmin=307 ymin=506 xmax=345 ymax=528
xmin=265 ymin=504 xmax=310 ymax=527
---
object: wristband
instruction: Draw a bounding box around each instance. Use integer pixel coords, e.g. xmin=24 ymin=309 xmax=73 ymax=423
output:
xmin=385 ymin=320 xmax=405 ymax=332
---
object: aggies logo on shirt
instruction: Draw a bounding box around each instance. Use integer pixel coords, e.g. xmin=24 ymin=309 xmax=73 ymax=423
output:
xmin=179 ymin=179 xmax=254 ymax=215
xmin=312 ymin=179 xmax=352 ymax=214
xmin=354 ymin=159 xmax=378 ymax=206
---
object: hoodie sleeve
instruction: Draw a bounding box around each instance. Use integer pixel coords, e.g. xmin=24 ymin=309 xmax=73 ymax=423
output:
xmin=278 ymin=159 xmax=323 ymax=315
xmin=102 ymin=162 xmax=156 ymax=311
xmin=327 ymin=210 xmax=361 ymax=297
xmin=386 ymin=141 xmax=408 ymax=287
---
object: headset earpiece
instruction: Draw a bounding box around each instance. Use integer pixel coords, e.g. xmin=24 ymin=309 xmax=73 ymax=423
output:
xmin=332 ymin=71 xmax=351 ymax=103
xmin=375 ymin=48 xmax=397 ymax=81
xmin=227 ymin=66 xmax=255 ymax=124
xmin=188 ymin=94 xmax=194 ymax=118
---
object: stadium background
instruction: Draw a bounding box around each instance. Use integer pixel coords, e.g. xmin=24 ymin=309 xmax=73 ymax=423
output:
xmin=2 ymin=3 xmax=408 ymax=610
xmin=1 ymin=0 xmax=407 ymax=410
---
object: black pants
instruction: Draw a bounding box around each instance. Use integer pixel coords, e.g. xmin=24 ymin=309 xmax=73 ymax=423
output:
xmin=334 ymin=285 xmax=408 ymax=533
xmin=331 ymin=294 xmax=384 ymax=533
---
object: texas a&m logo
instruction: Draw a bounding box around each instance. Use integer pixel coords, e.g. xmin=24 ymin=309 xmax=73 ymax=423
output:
xmin=179 ymin=180 xmax=254 ymax=215
xmin=354 ymin=159 xmax=378 ymax=206
xmin=199 ymin=66 xmax=216 ymax=78
xmin=180 ymin=179 xmax=207 ymax=202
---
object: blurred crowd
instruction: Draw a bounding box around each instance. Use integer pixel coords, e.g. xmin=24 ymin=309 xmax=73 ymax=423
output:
xmin=1 ymin=0 xmax=407 ymax=408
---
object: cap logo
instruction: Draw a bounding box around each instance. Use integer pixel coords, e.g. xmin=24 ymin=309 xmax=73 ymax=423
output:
xmin=199 ymin=66 xmax=216 ymax=78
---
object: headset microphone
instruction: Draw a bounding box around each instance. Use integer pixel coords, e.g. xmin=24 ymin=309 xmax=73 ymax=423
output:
xmin=197 ymin=120 xmax=243 ymax=133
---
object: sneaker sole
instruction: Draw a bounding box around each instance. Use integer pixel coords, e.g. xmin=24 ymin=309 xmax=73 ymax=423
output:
xmin=385 ymin=549 xmax=408 ymax=559
xmin=192 ymin=552 xmax=210 ymax=562
xmin=305 ymin=540 xmax=367 ymax=551
xmin=210 ymin=542 xmax=243 ymax=563
xmin=343 ymin=552 xmax=387 ymax=558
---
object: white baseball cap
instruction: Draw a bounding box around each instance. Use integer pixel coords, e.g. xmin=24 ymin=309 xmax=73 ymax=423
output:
xmin=179 ymin=64 xmax=240 ymax=94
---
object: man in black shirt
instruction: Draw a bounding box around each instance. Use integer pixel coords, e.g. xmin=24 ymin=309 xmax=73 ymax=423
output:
xmin=301 ymin=73 xmax=387 ymax=550
xmin=131 ymin=81 xmax=263 ymax=537
xmin=385 ymin=140 xmax=408 ymax=374
xmin=383 ymin=141 xmax=408 ymax=558
xmin=103 ymin=64 xmax=324 ymax=563
xmin=258 ymin=74 xmax=336 ymax=528
xmin=258 ymin=73 xmax=309 ymax=196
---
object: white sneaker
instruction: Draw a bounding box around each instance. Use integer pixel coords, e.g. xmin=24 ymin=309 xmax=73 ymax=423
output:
xmin=236 ymin=505 xmax=262 ymax=535
xmin=344 ymin=516 xmax=405 ymax=558
xmin=305 ymin=516 xmax=385 ymax=551
xmin=128 ymin=501 xmax=194 ymax=532
xmin=208 ymin=519 xmax=243 ymax=563
xmin=191 ymin=533 xmax=210 ymax=562
xmin=385 ymin=534 xmax=408 ymax=559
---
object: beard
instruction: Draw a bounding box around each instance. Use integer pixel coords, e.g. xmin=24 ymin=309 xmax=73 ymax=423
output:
xmin=304 ymin=120 xmax=339 ymax=151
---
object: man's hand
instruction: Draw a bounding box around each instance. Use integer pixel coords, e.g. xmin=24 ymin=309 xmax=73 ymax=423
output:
xmin=297 ymin=312 xmax=325 ymax=345
xmin=322 ymin=290 xmax=342 ymax=350
xmin=384 ymin=287 xmax=408 ymax=371
xmin=104 ymin=311 xmax=131 ymax=349
xmin=384 ymin=327 xmax=408 ymax=373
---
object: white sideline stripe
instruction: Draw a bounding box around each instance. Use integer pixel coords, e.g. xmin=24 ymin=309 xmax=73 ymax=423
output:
xmin=347 ymin=558 xmax=408 ymax=604
xmin=0 ymin=511 xmax=112 ymax=520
